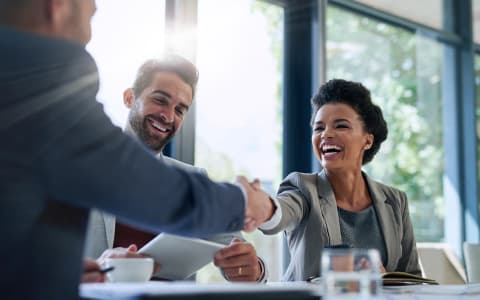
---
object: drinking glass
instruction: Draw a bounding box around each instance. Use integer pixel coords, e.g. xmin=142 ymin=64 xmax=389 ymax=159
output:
xmin=321 ymin=248 xmax=382 ymax=300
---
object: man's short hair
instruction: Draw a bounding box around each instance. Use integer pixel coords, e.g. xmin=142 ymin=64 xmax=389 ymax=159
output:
xmin=133 ymin=55 xmax=199 ymax=99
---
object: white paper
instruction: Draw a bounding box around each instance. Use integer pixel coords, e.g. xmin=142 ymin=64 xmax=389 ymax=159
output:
xmin=138 ymin=233 xmax=224 ymax=280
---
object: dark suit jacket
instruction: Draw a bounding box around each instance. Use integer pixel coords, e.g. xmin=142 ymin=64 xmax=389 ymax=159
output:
xmin=0 ymin=26 xmax=244 ymax=300
xmin=261 ymin=170 xmax=421 ymax=281
xmin=84 ymin=155 xmax=245 ymax=281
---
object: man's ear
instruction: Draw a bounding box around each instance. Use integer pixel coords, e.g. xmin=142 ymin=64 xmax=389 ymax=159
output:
xmin=123 ymin=88 xmax=135 ymax=108
xmin=44 ymin=0 xmax=69 ymax=34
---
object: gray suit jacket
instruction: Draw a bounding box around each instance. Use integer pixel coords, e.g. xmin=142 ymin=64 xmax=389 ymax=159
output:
xmin=0 ymin=26 xmax=244 ymax=300
xmin=262 ymin=170 xmax=421 ymax=281
xmin=84 ymin=156 xmax=243 ymax=279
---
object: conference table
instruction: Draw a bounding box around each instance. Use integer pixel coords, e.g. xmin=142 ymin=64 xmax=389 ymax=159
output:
xmin=80 ymin=281 xmax=480 ymax=300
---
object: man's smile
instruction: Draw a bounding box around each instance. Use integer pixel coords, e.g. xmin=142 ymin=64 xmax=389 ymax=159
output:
xmin=147 ymin=117 xmax=172 ymax=134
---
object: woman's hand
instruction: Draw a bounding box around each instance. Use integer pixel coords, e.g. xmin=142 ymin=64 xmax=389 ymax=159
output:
xmin=379 ymin=264 xmax=386 ymax=273
xmin=356 ymin=256 xmax=386 ymax=273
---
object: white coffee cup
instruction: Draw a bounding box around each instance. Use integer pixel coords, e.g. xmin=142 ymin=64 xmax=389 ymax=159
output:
xmin=104 ymin=257 xmax=154 ymax=283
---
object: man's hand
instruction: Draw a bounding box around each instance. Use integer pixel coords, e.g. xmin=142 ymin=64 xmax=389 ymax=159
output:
xmin=97 ymin=244 xmax=143 ymax=262
xmin=236 ymin=176 xmax=275 ymax=232
xmin=97 ymin=244 xmax=159 ymax=274
xmin=81 ymin=258 xmax=107 ymax=283
xmin=214 ymin=238 xmax=262 ymax=282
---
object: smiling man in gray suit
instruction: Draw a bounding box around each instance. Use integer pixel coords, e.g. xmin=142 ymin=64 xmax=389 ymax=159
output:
xmin=84 ymin=57 xmax=267 ymax=283
xmin=0 ymin=1 xmax=274 ymax=299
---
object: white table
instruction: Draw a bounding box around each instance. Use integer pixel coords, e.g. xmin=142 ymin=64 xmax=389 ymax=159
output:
xmin=383 ymin=284 xmax=480 ymax=300
xmin=80 ymin=281 xmax=319 ymax=300
xmin=80 ymin=281 xmax=480 ymax=300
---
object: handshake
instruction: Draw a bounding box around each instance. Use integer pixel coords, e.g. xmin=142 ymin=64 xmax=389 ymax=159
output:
xmin=236 ymin=176 xmax=276 ymax=232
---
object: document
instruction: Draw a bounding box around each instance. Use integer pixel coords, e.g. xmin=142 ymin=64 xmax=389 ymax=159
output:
xmin=138 ymin=233 xmax=224 ymax=280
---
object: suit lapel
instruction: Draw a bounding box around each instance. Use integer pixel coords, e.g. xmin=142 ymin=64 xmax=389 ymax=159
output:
xmin=364 ymin=173 xmax=399 ymax=271
xmin=317 ymin=170 xmax=343 ymax=245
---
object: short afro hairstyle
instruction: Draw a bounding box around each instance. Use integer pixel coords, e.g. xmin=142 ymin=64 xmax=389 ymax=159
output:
xmin=310 ymin=79 xmax=388 ymax=165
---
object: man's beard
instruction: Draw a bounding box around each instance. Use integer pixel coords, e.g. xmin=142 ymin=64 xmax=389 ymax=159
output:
xmin=128 ymin=113 xmax=175 ymax=152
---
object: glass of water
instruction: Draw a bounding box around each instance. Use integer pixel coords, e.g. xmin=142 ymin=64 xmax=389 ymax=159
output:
xmin=321 ymin=248 xmax=382 ymax=300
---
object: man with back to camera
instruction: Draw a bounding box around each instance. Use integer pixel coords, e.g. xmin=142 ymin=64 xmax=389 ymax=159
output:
xmin=0 ymin=0 xmax=276 ymax=299
xmin=83 ymin=57 xmax=268 ymax=283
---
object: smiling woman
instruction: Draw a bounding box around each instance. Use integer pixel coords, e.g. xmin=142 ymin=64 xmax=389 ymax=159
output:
xmin=326 ymin=5 xmax=445 ymax=243
xmin=312 ymin=102 xmax=374 ymax=174
xmin=260 ymin=79 xmax=422 ymax=281
xmin=311 ymin=79 xmax=387 ymax=168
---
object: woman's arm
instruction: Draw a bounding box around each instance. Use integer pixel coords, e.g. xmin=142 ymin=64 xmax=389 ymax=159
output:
xmin=260 ymin=172 xmax=311 ymax=234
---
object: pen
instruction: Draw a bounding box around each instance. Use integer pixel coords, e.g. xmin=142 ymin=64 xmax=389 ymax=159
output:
xmin=306 ymin=276 xmax=322 ymax=283
xmin=99 ymin=266 xmax=115 ymax=274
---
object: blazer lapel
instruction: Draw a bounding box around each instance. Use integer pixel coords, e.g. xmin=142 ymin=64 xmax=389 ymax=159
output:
xmin=317 ymin=170 xmax=343 ymax=245
xmin=364 ymin=173 xmax=399 ymax=271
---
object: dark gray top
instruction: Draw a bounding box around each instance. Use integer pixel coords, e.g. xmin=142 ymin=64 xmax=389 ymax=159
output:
xmin=338 ymin=205 xmax=388 ymax=266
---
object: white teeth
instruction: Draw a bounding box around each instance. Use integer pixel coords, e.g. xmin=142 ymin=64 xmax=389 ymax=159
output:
xmin=322 ymin=145 xmax=341 ymax=152
xmin=151 ymin=121 xmax=169 ymax=132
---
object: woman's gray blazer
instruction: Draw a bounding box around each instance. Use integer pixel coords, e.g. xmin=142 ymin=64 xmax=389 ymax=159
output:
xmin=261 ymin=170 xmax=421 ymax=281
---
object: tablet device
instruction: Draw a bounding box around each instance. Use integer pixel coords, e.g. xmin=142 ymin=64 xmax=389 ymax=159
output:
xmin=138 ymin=233 xmax=225 ymax=280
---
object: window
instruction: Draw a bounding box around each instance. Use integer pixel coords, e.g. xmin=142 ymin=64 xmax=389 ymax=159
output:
xmin=327 ymin=6 xmax=444 ymax=242
xmin=475 ymin=55 xmax=480 ymax=203
xmin=194 ymin=0 xmax=284 ymax=282
xmin=473 ymin=0 xmax=480 ymax=44
xmin=354 ymin=0 xmax=443 ymax=30
xmin=87 ymin=0 xmax=166 ymax=126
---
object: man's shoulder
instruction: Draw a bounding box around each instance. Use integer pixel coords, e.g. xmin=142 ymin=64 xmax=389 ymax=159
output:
xmin=162 ymin=156 xmax=205 ymax=174
xmin=0 ymin=26 xmax=94 ymax=67
xmin=0 ymin=26 xmax=98 ymax=106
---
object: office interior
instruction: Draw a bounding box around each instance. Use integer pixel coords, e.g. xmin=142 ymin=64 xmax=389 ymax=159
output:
xmin=86 ymin=0 xmax=480 ymax=282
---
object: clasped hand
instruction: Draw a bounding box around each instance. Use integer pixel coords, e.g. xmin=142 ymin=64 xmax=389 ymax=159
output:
xmin=236 ymin=176 xmax=275 ymax=232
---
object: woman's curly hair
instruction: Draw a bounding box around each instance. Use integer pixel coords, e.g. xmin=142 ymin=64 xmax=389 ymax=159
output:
xmin=310 ymin=79 xmax=388 ymax=165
